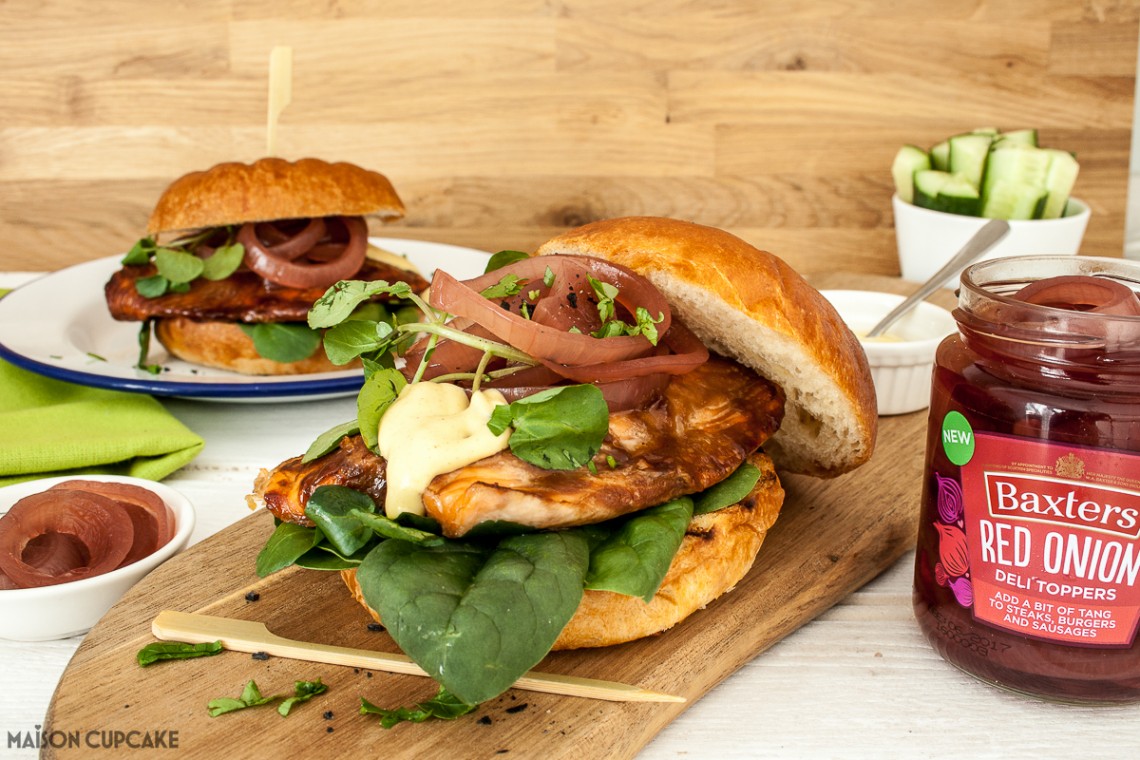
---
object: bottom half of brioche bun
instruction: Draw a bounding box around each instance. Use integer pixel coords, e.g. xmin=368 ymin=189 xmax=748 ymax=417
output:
xmin=154 ymin=317 xmax=353 ymax=376
xmin=339 ymin=450 xmax=784 ymax=650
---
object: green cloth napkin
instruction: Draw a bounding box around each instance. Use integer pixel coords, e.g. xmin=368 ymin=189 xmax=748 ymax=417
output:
xmin=0 ymin=357 xmax=205 ymax=487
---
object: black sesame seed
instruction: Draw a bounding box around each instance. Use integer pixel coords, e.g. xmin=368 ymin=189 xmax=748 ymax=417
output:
xmin=251 ymin=651 xmax=269 ymax=661
xmin=326 ymin=726 xmax=334 ymax=734
xmin=567 ymin=292 xmax=578 ymax=308
xmin=505 ymin=703 xmax=528 ymax=714
xmin=366 ymin=622 xmax=383 ymax=632
xmin=323 ymin=710 xmax=334 ymax=720
xmin=245 ymin=591 xmax=260 ymax=602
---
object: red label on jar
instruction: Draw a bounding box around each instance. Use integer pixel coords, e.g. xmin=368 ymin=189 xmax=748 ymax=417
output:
xmin=955 ymin=432 xmax=1140 ymax=647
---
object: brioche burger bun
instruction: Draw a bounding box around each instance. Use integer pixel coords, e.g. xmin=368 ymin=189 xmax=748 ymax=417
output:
xmin=104 ymin=157 xmax=422 ymax=375
xmin=333 ymin=216 xmax=877 ymax=651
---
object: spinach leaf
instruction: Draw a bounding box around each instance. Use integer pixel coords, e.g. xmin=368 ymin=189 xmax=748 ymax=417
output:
xmin=356 ymin=531 xmax=589 ymax=705
xmin=361 ymin=686 xmax=476 ymax=728
xmin=486 ymin=384 xmax=608 ymax=470
xmin=693 ymin=462 xmax=761 ymax=515
xmin=322 ymin=319 xmax=395 ymax=365
xmin=304 ymin=485 xmax=377 ymax=556
xmin=354 ymin=510 xmax=445 ymax=546
xmin=238 ymin=323 xmax=322 ymax=363
xmin=584 ymin=497 xmax=693 ymax=602
xmin=256 ymin=522 xmax=322 ymax=577
xmin=136 ymin=640 xmax=223 ymax=667
xmin=357 ymin=367 xmax=406 ymax=450
xmin=308 ymin=280 xmax=413 ymax=329
xmin=483 ymin=249 xmax=530 ymax=273
xmin=294 ymin=544 xmax=370 ymax=571
xmin=302 ymin=420 xmax=360 ymax=463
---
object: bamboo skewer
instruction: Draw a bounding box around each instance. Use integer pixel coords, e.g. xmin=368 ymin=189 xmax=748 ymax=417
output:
xmin=152 ymin=610 xmax=685 ymax=704
xmin=265 ymin=45 xmax=292 ymax=156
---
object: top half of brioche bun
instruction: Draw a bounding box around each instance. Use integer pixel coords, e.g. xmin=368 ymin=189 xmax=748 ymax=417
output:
xmin=146 ymin=157 xmax=406 ymax=236
xmin=535 ymin=216 xmax=877 ymax=478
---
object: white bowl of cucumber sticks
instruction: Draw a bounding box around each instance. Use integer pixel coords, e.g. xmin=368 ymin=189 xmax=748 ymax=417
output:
xmin=891 ymin=127 xmax=1090 ymax=285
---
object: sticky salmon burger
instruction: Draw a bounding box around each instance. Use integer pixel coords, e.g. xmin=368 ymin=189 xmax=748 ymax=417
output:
xmin=248 ymin=216 xmax=877 ymax=712
xmin=104 ymin=157 xmax=427 ymax=375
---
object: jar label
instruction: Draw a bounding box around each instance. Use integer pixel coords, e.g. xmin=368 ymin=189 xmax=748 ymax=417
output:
xmin=941 ymin=431 xmax=1140 ymax=647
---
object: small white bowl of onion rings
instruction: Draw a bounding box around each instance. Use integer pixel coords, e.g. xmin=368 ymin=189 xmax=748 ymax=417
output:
xmin=0 ymin=475 xmax=194 ymax=641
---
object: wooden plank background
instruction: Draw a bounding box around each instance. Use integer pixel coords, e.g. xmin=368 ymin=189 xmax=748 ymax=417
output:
xmin=0 ymin=1 xmax=1137 ymax=276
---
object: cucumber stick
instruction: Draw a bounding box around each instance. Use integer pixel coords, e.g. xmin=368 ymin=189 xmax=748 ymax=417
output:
xmin=914 ymin=170 xmax=981 ymax=216
xmin=891 ymin=128 xmax=1079 ymax=220
xmin=930 ymin=140 xmax=950 ymax=171
xmin=994 ymin=128 xmax=1038 ymax=148
xmin=948 ymin=133 xmax=993 ymax=189
xmin=891 ymin=145 xmax=930 ymax=203
xmin=1040 ymin=149 xmax=1080 ymax=219
xmin=981 ymin=145 xmax=1052 ymax=220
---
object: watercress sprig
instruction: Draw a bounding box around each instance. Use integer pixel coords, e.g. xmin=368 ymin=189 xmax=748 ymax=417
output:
xmin=123 ymin=228 xmax=244 ymax=298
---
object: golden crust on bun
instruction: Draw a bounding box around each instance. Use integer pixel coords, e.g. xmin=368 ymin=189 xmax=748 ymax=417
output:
xmin=340 ymin=451 xmax=784 ymax=649
xmin=154 ymin=318 xmax=354 ymax=376
xmin=535 ymin=216 xmax=877 ymax=477
xmin=146 ymin=157 xmax=405 ymax=235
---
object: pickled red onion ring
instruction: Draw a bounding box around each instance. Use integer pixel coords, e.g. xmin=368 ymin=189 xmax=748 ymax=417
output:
xmin=0 ymin=491 xmax=135 ymax=588
xmin=1014 ymin=276 xmax=1140 ymax=317
xmin=50 ymin=480 xmax=175 ymax=565
xmin=429 ymin=258 xmax=670 ymax=366
xmin=537 ymin=319 xmax=708 ymax=382
xmin=22 ymin=533 xmax=88 ymax=578
xmin=253 ymin=218 xmax=327 ymax=261
xmin=404 ymin=254 xmax=707 ymax=411
xmin=239 ymin=216 xmax=367 ymax=289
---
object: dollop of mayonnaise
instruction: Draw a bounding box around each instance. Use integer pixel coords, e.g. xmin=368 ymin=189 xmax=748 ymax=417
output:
xmin=377 ymin=383 xmax=510 ymax=518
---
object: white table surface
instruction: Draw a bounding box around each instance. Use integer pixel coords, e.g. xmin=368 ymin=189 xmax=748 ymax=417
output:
xmin=1 ymin=273 xmax=1139 ymax=759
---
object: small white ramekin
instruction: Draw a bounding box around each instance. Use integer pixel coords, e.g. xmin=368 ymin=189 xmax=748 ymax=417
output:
xmin=821 ymin=289 xmax=957 ymax=416
xmin=0 ymin=475 xmax=195 ymax=641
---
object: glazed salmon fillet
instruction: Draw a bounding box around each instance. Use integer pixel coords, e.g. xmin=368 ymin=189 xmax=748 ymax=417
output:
xmin=106 ymin=259 xmax=426 ymax=323
xmin=251 ymin=355 xmax=784 ymax=537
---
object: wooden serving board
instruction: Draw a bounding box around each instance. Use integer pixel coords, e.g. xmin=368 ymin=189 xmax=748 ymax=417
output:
xmin=43 ymin=406 xmax=928 ymax=759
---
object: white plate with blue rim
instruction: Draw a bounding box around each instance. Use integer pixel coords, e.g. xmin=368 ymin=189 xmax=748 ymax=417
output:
xmin=0 ymin=238 xmax=489 ymax=403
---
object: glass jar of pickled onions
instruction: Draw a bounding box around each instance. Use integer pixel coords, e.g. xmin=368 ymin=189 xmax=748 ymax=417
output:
xmin=913 ymin=255 xmax=1140 ymax=704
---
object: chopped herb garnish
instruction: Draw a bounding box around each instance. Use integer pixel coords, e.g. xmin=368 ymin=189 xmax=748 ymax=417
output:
xmin=207 ymin=679 xmax=280 ymax=717
xmin=137 ymin=640 xmax=223 ymax=667
xmin=207 ymin=678 xmax=327 ymax=718
xmin=480 ymin=274 xmax=525 ymax=300
xmin=361 ymin=686 xmax=476 ymax=729
xmin=278 ymin=679 xmax=328 ymax=716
